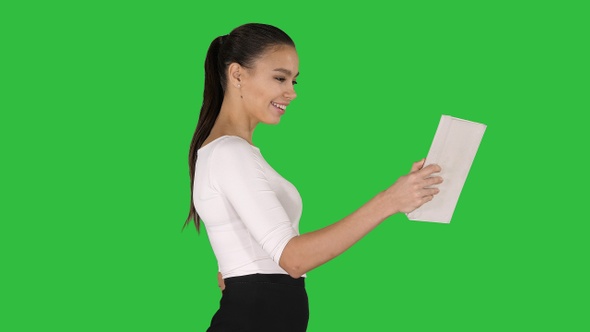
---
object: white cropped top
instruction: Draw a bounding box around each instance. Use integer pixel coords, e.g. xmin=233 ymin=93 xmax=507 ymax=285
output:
xmin=193 ymin=135 xmax=303 ymax=279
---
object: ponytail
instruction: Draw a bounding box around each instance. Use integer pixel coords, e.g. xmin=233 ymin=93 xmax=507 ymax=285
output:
xmin=184 ymin=24 xmax=296 ymax=232
xmin=183 ymin=36 xmax=225 ymax=232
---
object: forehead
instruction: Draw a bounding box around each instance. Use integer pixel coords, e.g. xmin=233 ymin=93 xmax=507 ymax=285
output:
xmin=252 ymin=45 xmax=299 ymax=73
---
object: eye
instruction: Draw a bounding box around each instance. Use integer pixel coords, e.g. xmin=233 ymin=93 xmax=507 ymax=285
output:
xmin=275 ymin=77 xmax=298 ymax=85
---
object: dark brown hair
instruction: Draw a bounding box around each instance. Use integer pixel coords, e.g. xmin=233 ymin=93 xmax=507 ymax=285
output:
xmin=184 ymin=23 xmax=295 ymax=232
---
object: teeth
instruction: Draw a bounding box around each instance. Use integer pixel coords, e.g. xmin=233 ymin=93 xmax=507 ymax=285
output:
xmin=272 ymin=102 xmax=286 ymax=110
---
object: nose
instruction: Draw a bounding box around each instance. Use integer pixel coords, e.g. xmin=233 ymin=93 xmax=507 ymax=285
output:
xmin=285 ymin=86 xmax=297 ymax=101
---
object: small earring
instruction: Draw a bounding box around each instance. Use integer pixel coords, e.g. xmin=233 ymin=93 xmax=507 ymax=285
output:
xmin=237 ymin=84 xmax=241 ymax=88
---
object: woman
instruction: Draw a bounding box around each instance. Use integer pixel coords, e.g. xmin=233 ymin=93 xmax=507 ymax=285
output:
xmin=185 ymin=23 xmax=443 ymax=331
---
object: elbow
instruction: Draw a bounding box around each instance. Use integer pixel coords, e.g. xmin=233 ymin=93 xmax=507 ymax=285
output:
xmin=280 ymin=254 xmax=305 ymax=279
xmin=283 ymin=263 xmax=305 ymax=279
xmin=285 ymin=265 xmax=304 ymax=279
xmin=279 ymin=240 xmax=306 ymax=279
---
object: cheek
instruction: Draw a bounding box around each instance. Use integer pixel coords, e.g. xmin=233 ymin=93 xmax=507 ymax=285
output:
xmin=247 ymin=82 xmax=273 ymax=104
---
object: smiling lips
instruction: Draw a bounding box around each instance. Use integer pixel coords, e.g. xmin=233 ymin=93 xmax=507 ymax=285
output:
xmin=271 ymin=101 xmax=287 ymax=113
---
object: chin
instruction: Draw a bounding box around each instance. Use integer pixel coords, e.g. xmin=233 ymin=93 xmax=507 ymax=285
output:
xmin=261 ymin=115 xmax=281 ymax=125
xmin=264 ymin=118 xmax=281 ymax=125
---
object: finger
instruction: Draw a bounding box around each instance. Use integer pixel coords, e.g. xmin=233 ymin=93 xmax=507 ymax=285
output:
xmin=422 ymin=195 xmax=434 ymax=205
xmin=411 ymin=158 xmax=426 ymax=172
xmin=418 ymin=187 xmax=439 ymax=198
xmin=418 ymin=163 xmax=442 ymax=177
xmin=424 ymin=176 xmax=443 ymax=187
xmin=419 ymin=194 xmax=435 ymax=206
xmin=424 ymin=187 xmax=440 ymax=196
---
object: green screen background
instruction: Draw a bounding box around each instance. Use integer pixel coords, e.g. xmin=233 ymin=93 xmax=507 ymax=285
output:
xmin=2 ymin=0 xmax=588 ymax=331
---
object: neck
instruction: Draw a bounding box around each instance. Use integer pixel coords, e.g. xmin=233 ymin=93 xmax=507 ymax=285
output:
xmin=210 ymin=95 xmax=258 ymax=144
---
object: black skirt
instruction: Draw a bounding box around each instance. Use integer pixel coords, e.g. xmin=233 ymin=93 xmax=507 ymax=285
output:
xmin=207 ymin=273 xmax=309 ymax=332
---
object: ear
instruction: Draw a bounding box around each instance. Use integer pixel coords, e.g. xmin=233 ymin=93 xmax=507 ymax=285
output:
xmin=227 ymin=62 xmax=242 ymax=88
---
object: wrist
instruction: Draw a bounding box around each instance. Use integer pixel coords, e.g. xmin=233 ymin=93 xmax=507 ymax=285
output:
xmin=376 ymin=190 xmax=398 ymax=219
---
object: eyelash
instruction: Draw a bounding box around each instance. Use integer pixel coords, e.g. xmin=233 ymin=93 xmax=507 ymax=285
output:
xmin=275 ymin=77 xmax=298 ymax=85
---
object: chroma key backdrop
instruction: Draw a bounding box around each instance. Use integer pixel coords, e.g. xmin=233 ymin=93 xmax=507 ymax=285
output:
xmin=1 ymin=0 xmax=588 ymax=331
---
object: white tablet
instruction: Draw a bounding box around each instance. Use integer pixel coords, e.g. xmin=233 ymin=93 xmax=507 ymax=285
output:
xmin=407 ymin=115 xmax=487 ymax=223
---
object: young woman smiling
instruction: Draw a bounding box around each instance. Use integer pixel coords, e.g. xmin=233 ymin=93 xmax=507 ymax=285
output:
xmin=185 ymin=23 xmax=443 ymax=332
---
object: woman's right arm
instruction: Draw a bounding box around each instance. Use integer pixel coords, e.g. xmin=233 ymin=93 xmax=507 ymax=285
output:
xmin=279 ymin=160 xmax=442 ymax=279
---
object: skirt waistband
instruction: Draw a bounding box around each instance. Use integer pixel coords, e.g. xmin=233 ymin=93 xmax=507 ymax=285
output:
xmin=224 ymin=273 xmax=305 ymax=287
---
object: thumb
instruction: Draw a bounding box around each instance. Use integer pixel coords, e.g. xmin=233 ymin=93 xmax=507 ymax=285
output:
xmin=411 ymin=158 xmax=426 ymax=172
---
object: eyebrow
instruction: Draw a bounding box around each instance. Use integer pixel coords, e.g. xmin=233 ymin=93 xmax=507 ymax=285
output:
xmin=273 ymin=68 xmax=299 ymax=77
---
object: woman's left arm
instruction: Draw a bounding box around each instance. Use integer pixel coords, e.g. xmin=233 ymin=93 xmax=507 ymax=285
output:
xmin=217 ymin=272 xmax=225 ymax=292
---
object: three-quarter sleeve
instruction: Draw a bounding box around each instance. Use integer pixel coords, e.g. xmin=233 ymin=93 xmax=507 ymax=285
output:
xmin=209 ymin=138 xmax=298 ymax=264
